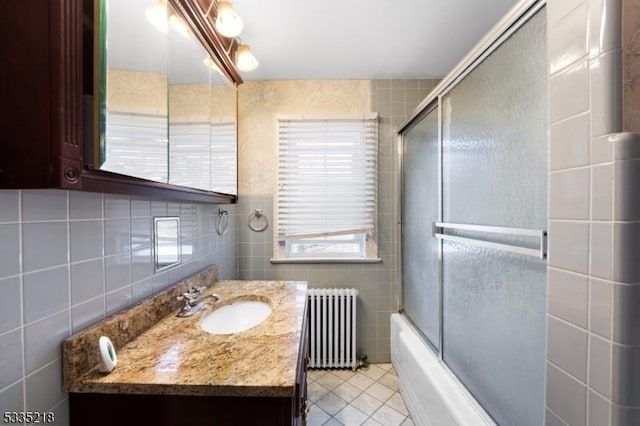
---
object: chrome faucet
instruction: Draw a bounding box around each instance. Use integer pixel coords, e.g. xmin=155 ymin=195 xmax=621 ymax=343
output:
xmin=176 ymin=286 xmax=208 ymax=317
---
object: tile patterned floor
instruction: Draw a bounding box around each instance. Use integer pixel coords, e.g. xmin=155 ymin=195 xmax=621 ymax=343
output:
xmin=307 ymin=363 xmax=414 ymax=426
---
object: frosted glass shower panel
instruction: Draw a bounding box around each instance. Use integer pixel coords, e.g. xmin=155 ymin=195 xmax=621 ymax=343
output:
xmin=441 ymin=9 xmax=547 ymax=426
xmin=402 ymin=108 xmax=440 ymax=349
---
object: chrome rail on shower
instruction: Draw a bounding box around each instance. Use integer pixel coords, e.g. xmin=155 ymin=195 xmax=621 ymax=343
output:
xmin=434 ymin=222 xmax=547 ymax=260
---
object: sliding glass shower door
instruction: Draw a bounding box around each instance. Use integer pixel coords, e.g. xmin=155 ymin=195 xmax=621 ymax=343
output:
xmin=401 ymin=7 xmax=547 ymax=426
xmin=401 ymin=107 xmax=440 ymax=350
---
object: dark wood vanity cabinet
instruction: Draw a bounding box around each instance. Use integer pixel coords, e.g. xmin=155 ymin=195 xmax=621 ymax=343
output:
xmin=0 ymin=0 xmax=237 ymax=204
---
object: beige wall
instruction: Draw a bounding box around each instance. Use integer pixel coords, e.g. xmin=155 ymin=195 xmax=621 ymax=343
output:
xmin=107 ymin=69 xmax=167 ymax=115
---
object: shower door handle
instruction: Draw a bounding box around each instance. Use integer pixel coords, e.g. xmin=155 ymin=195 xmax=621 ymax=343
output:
xmin=434 ymin=222 xmax=547 ymax=260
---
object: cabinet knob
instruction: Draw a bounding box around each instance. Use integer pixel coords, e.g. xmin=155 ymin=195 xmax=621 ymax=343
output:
xmin=63 ymin=166 xmax=80 ymax=183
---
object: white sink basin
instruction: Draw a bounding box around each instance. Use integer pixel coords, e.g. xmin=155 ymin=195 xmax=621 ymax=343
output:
xmin=200 ymin=300 xmax=272 ymax=335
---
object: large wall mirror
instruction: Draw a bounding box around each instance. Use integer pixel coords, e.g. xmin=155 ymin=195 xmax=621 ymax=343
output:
xmin=96 ymin=0 xmax=237 ymax=196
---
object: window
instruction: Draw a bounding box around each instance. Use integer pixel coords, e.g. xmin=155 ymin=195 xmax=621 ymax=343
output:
xmin=274 ymin=114 xmax=379 ymax=262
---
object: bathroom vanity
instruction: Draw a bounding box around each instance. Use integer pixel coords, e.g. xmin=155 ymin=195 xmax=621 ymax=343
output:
xmin=63 ymin=268 xmax=310 ymax=426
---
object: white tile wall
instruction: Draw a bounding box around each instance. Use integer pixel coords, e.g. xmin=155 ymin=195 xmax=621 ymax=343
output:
xmin=0 ymin=189 xmax=237 ymax=425
xmin=546 ymin=1 xmax=639 ymax=425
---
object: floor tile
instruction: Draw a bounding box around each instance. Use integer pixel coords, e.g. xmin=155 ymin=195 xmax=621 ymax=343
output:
xmin=332 ymin=369 xmax=358 ymax=381
xmin=334 ymin=404 xmax=369 ymax=426
xmin=308 ymin=381 xmax=330 ymax=403
xmin=333 ymin=381 xmax=362 ymax=403
xmin=350 ymin=392 xmax=384 ymax=414
xmin=307 ymin=364 xmax=413 ymax=426
xmin=307 ymin=404 xmax=331 ymax=426
xmin=386 ymin=392 xmax=409 ymax=416
xmin=317 ymin=372 xmax=345 ymax=390
xmin=347 ymin=373 xmax=375 ymax=391
xmin=378 ymin=372 xmax=399 ymax=391
xmin=365 ymin=382 xmax=394 ymax=403
xmin=308 ymin=369 xmax=328 ymax=382
xmin=361 ymin=364 xmax=386 ymax=381
xmin=371 ymin=404 xmax=406 ymax=426
xmin=316 ymin=392 xmax=348 ymax=416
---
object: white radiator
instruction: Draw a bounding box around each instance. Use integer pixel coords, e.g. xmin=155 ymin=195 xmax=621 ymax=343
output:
xmin=307 ymin=288 xmax=358 ymax=370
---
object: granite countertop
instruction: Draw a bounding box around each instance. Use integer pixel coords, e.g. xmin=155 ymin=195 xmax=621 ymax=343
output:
xmin=64 ymin=279 xmax=308 ymax=398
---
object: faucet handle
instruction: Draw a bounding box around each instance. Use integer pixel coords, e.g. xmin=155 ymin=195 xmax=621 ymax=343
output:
xmin=194 ymin=286 xmax=207 ymax=294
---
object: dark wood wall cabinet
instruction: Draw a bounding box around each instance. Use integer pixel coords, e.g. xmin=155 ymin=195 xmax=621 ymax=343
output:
xmin=0 ymin=0 xmax=239 ymax=204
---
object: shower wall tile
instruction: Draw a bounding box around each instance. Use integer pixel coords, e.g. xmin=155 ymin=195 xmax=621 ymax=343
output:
xmin=546 ymin=362 xmax=587 ymax=426
xmin=612 ymin=283 xmax=640 ymax=345
xmin=589 ymin=390 xmax=612 ymax=426
xmin=591 ymin=163 xmax=613 ymax=220
xmin=549 ymin=168 xmax=590 ymax=219
xmin=590 ymin=49 xmax=623 ymax=138
xmin=613 ymin=222 xmax=640 ymax=283
xmin=614 ymin=159 xmax=640 ymax=221
xmin=549 ymin=59 xmax=589 ymax=122
xmin=611 ymin=343 xmax=640 ymax=406
xmin=590 ymin=278 xmax=613 ymax=338
xmin=548 ymin=1 xmax=588 ymax=74
xmin=550 ymin=113 xmax=590 ymax=170
xmin=590 ymin=222 xmax=613 ymax=280
xmin=589 ymin=0 xmax=622 ymax=57
xmin=588 ymin=334 xmax=612 ymax=397
xmin=548 ymin=268 xmax=589 ymax=328
xmin=547 ymin=316 xmax=589 ymax=382
xmin=547 ymin=0 xmax=633 ymax=421
xmin=0 ymin=189 xmax=237 ymax=422
xmin=548 ymin=221 xmax=590 ymax=274
xmin=547 ymin=0 xmax=583 ymax=27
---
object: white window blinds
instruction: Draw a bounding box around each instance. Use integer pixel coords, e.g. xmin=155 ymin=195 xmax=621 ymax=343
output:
xmin=210 ymin=122 xmax=237 ymax=195
xmin=276 ymin=115 xmax=378 ymax=241
xmin=103 ymin=111 xmax=168 ymax=182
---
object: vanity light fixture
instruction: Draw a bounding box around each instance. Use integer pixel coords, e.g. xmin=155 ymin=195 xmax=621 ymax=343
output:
xmin=236 ymin=43 xmax=259 ymax=72
xmin=214 ymin=0 xmax=243 ymax=38
xmin=169 ymin=14 xmax=194 ymax=39
xmin=145 ymin=0 xmax=169 ymax=33
xmin=203 ymin=56 xmax=224 ymax=75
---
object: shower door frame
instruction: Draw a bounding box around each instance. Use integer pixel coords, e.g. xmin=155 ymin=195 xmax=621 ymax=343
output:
xmin=397 ymin=0 xmax=548 ymax=421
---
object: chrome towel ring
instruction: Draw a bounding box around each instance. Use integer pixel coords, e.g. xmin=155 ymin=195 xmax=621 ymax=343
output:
xmin=216 ymin=209 xmax=230 ymax=235
xmin=248 ymin=209 xmax=269 ymax=232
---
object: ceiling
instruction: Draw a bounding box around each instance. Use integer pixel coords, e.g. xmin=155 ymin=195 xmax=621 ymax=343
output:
xmin=107 ymin=0 xmax=522 ymax=82
xmin=232 ymin=0 xmax=522 ymax=80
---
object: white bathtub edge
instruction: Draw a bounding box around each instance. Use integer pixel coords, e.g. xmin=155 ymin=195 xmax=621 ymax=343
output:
xmin=391 ymin=313 xmax=496 ymax=426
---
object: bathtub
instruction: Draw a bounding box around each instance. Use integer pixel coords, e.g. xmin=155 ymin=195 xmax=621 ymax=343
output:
xmin=390 ymin=313 xmax=496 ymax=426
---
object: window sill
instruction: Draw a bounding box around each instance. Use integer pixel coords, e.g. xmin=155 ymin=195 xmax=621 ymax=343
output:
xmin=270 ymin=257 xmax=382 ymax=264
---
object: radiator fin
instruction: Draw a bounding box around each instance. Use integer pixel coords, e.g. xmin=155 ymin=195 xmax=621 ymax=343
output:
xmin=307 ymin=288 xmax=358 ymax=370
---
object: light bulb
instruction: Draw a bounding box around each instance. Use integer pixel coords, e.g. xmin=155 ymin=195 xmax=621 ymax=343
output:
xmin=203 ymin=56 xmax=220 ymax=71
xmin=236 ymin=44 xmax=258 ymax=72
xmin=215 ymin=1 xmax=243 ymax=38
xmin=145 ymin=0 xmax=168 ymax=33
